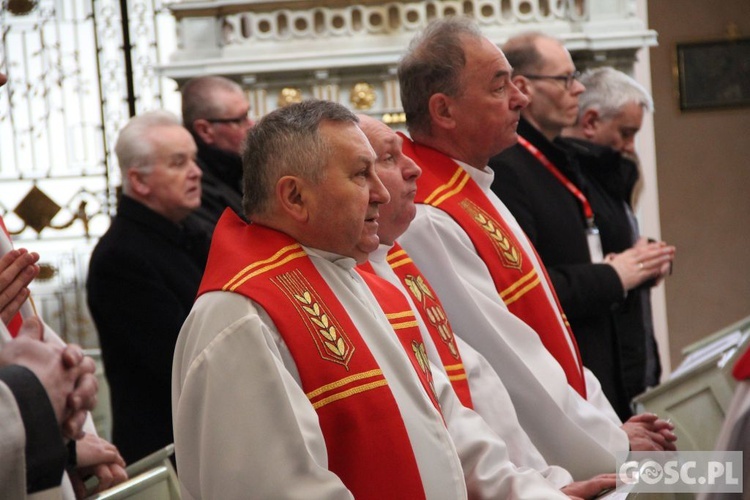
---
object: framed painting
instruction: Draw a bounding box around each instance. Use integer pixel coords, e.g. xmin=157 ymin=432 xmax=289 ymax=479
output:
xmin=676 ymin=37 xmax=750 ymax=111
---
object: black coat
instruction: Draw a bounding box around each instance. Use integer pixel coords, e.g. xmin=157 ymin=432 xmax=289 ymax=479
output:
xmin=186 ymin=137 xmax=246 ymax=239
xmin=489 ymin=118 xmax=657 ymax=420
xmin=86 ymin=195 xmax=209 ymax=464
xmin=566 ymin=137 xmax=661 ymax=397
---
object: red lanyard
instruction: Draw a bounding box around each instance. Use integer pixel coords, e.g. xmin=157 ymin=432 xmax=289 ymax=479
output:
xmin=518 ymin=136 xmax=595 ymax=227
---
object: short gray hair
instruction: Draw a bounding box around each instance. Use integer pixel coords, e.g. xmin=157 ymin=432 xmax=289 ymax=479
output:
xmin=242 ymin=100 xmax=358 ymax=218
xmin=398 ymin=16 xmax=483 ymax=138
xmin=577 ymin=67 xmax=654 ymax=120
xmin=181 ymin=75 xmax=245 ymax=131
xmin=115 ymin=110 xmax=181 ymax=194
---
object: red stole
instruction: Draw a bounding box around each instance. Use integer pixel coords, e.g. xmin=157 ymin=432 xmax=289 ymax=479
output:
xmin=360 ymin=245 xmax=474 ymax=409
xmin=198 ymin=211 xmax=428 ymax=500
xmin=0 ymin=216 xmax=23 ymax=337
xmin=401 ymin=135 xmax=587 ymax=398
xmin=356 ymin=270 xmax=443 ymax=415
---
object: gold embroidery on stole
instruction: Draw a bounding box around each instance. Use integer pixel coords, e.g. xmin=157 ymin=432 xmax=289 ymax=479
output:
xmin=459 ymin=199 xmax=522 ymax=271
xmin=403 ymin=274 xmax=460 ymax=359
xmin=385 ymin=311 xmax=440 ymax=405
xmin=272 ymin=269 xmax=355 ymax=369
xmin=411 ymin=340 xmax=437 ymax=399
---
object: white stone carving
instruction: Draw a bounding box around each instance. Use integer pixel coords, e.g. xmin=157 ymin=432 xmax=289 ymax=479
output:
xmin=160 ymin=0 xmax=656 ymax=120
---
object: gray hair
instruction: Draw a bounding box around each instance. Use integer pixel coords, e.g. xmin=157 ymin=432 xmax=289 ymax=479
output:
xmin=577 ymin=67 xmax=654 ymax=120
xmin=181 ymin=75 xmax=245 ymax=131
xmin=115 ymin=110 xmax=181 ymax=195
xmin=398 ymin=16 xmax=483 ymax=138
xmin=242 ymin=100 xmax=359 ymax=218
xmin=502 ymin=31 xmax=555 ymax=76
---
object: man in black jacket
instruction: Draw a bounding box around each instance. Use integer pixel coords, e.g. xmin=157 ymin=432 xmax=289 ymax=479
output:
xmin=489 ymin=33 xmax=674 ymax=420
xmin=561 ymin=66 xmax=676 ymax=403
xmin=87 ymin=110 xmax=209 ymax=464
xmin=181 ymin=75 xmax=254 ymax=238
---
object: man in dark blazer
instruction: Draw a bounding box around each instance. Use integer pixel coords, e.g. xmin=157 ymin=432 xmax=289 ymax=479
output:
xmin=489 ymin=33 xmax=674 ymax=420
xmin=87 ymin=110 xmax=209 ymax=464
xmin=181 ymin=75 xmax=254 ymax=238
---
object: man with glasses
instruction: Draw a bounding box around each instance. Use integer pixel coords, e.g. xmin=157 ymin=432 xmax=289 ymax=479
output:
xmin=181 ymin=75 xmax=255 ymax=237
xmin=489 ymin=34 xmax=674 ymax=420
xmin=397 ymin=19 xmax=676 ymax=481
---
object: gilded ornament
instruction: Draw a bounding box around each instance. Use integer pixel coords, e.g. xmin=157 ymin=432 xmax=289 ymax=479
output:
xmin=382 ymin=112 xmax=406 ymax=124
xmin=14 ymin=186 xmax=61 ymax=233
xmin=350 ymin=82 xmax=376 ymax=110
xmin=278 ymin=87 xmax=303 ymax=107
xmin=36 ymin=263 xmax=57 ymax=281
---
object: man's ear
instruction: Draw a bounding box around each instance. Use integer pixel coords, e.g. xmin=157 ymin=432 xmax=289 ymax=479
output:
xmin=127 ymin=168 xmax=150 ymax=197
xmin=579 ymin=109 xmax=600 ymax=139
xmin=428 ymin=93 xmax=456 ymax=131
xmin=276 ymin=175 xmax=309 ymax=222
xmin=192 ymin=119 xmax=214 ymax=145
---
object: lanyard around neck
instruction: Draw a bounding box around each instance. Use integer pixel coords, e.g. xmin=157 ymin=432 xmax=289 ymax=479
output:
xmin=518 ymin=136 xmax=595 ymax=227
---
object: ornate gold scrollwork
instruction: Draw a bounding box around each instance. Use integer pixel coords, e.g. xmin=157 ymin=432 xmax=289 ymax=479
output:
xmin=350 ymin=82 xmax=376 ymax=110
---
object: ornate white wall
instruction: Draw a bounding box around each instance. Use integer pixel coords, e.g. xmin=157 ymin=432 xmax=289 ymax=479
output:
xmin=160 ymin=0 xmax=656 ymax=122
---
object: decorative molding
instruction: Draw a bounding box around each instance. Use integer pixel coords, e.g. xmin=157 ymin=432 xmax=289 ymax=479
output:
xmin=160 ymin=0 xmax=656 ymax=119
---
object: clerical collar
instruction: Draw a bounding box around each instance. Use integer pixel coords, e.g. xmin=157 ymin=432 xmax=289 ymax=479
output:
xmin=303 ymin=245 xmax=357 ymax=270
xmin=452 ymin=158 xmax=495 ymax=191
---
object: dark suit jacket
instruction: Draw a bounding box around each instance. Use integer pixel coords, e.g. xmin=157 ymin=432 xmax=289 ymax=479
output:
xmin=86 ymin=195 xmax=209 ymax=464
xmin=489 ymin=118 xmax=635 ymax=419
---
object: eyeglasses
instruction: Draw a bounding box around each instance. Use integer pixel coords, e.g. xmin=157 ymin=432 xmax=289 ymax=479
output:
xmin=521 ymin=71 xmax=581 ymax=90
xmin=205 ymin=112 xmax=252 ymax=126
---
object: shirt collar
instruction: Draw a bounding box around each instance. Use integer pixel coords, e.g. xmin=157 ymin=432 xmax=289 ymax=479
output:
xmin=304 ymin=246 xmax=357 ymax=271
xmin=453 ymin=158 xmax=495 ymax=191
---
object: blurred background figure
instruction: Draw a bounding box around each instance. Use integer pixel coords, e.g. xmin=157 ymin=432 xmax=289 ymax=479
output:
xmin=181 ymin=75 xmax=255 ymax=238
xmin=87 ymin=110 xmax=209 ymax=465
xmin=561 ymin=66 xmax=675 ymax=407
xmin=1 ymin=317 xmax=99 ymax=497
xmin=1 ymin=69 xmax=127 ymax=499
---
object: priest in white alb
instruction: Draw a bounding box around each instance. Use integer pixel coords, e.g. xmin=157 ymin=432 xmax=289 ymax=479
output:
xmin=170 ymin=100 xmax=587 ymax=499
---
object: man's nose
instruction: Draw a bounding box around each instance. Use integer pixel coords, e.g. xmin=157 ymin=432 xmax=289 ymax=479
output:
xmin=369 ymin=173 xmax=391 ymax=205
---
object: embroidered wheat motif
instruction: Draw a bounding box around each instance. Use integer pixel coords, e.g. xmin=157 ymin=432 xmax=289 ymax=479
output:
xmin=473 ymin=213 xmax=521 ymax=269
xmin=404 ymin=275 xmax=459 ymax=358
xmin=294 ymin=290 xmax=347 ymax=359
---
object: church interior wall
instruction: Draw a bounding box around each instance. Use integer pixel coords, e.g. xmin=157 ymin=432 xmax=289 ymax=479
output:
xmin=646 ymin=0 xmax=750 ymax=366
